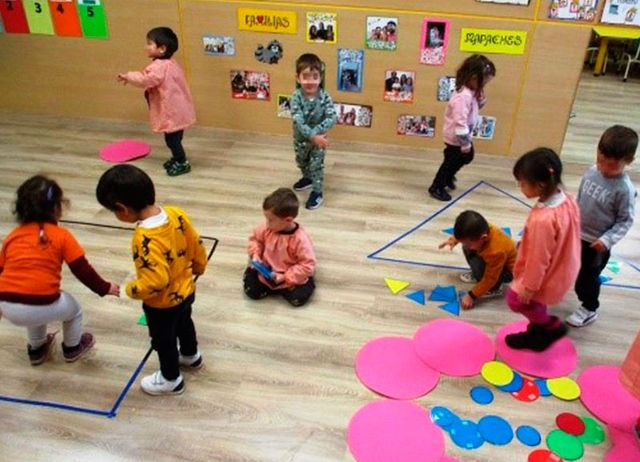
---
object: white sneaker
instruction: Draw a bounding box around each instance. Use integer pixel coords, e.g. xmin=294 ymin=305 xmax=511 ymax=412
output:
xmin=459 ymin=272 xmax=477 ymax=283
xmin=566 ymin=307 xmax=599 ymax=328
xmin=179 ymin=351 xmax=203 ymax=370
xmin=141 ymin=371 xmax=185 ymax=396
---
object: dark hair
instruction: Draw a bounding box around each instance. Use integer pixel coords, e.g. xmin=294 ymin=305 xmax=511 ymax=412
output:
xmin=296 ymin=53 xmax=323 ymax=75
xmin=513 ymin=147 xmax=563 ymax=198
xmin=453 ymin=210 xmax=489 ymax=240
xmin=13 ymin=175 xmax=66 ymax=224
xmin=263 ymin=188 xmax=299 ymax=218
xmin=456 ymin=54 xmax=496 ymax=93
xmin=598 ymin=125 xmax=638 ymax=162
xmin=147 ymin=27 xmax=178 ymax=59
xmin=96 ymin=165 xmax=155 ymax=212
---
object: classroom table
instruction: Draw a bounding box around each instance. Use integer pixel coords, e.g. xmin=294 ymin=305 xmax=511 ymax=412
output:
xmin=592 ymin=26 xmax=640 ymax=76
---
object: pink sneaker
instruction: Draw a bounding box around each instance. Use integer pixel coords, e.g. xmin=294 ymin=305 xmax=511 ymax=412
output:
xmin=62 ymin=333 xmax=95 ymax=362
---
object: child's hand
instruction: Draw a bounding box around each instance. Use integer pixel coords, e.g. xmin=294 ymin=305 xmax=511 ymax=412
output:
xmin=311 ymin=134 xmax=329 ymax=149
xmin=273 ymin=272 xmax=285 ymax=284
xmin=439 ymin=236 xmax=458 ymax=250
xmin=107 ymin=282 xmax=120 ymax=297
xmin=117 ymin=73 xmax=129 ymax=85
xmin=518 ymin=288 xmax=534 ymax=304
xmin=590 ymin=240 xmax=607 ymax=253
xmin=460 ymin=294 xmax=474 ymax=310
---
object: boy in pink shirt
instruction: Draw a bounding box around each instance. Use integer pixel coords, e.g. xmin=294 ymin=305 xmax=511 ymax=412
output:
xmin=243 ymin=188 xmax=316 ymax=307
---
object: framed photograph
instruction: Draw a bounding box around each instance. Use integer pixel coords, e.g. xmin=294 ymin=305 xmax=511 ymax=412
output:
xmin=383 ymin=70 xmax=415 ymax=103
xmin=472 ymin=115 xmax=497 ymax=140
xmin=230 ymin=70 xmax=271 ymax=100
xmin=549 ymin=0 xmax=599 ymax=21
xmin=437 ymin=76 xmax=456 ymax=102
xmin=203 ymin=35 xmax=235 ymax=56
xmin=599 ymin=1 xmax=637 ymax=25
xmin=397 ymin=115 xmax=436 ymax=138
xmin=277 ymin=94 xmax=292 ymax=118
xmin=306 ymin=12 xmax=337 ymax=43
xmin=420 ymin=18 xmax=450 ymax=65
xmin=334 ymin=102 xmax=373 ymax=127
xmin=365 ymin=16 xmax=398 ymax=51
xmin=337 ymin=48 xmax=364 ymax=93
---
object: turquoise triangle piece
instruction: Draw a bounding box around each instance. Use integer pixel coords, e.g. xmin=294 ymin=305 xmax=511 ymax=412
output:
xmin=501 ymin=227 xmax=512 ymax=237
xmin=442 ymin=227 xmax=454 ymax=235
xmin=439 ymin=301 xmax=460 ymax=316
xmin=599 ymin=275 xmax=612 ymax=283
xmin=406 ymin=290 xmax=426 ymax=305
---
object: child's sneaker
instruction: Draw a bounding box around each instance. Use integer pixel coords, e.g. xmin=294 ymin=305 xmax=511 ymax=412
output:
xmin=566 ymin=306 xmax=598 ymax=328
xmin=428 ymin=187 xmax=451 ymax=202
xmin=306 ymin=191 xmax=323 ymax=210
xmin=62 ymin=332 xmax=95 ymax=362
xmin=141 ymin=371 xmax=185 ymax=395
xmin=459 ymin=272 xmax=477 ymax=283
xmin=27 ymin=332 xmax=57 ymax=366
xmin=167 ymin=160 xmax=191 ymax=177
xmin=293 ymin=177 xmax=313 ymax=191
xmin=179 ymin=351 xmax=203 ymax=370
xmin=481 ymin=284 xmax=505 ymax=298
xmin=163 ymin=158 xmax=177 ymax=170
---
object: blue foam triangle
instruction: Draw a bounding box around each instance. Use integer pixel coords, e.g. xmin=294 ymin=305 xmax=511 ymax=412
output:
xmin=442 ymin=227 xmax=455 ymax=235
xmin=429 ymin=285 xmax=457 ymax=302
xmin=599 ymin=274 xmax=612 ymax=284
xmin=501 ymin=227 xmax=512 ymax=237
xmin=406 ymin=290 xmax=426 ymax=305
xmin=439 ymin=301 xmax=460 ymax=316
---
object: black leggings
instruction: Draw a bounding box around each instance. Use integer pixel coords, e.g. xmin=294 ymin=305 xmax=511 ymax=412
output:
xmin=243 ymin=267 xmax=315 ymax=307
xmin=430 ymin=143 xmax=475 ymax=190
xmin=164 ymin=130 xmax=187 ymax=162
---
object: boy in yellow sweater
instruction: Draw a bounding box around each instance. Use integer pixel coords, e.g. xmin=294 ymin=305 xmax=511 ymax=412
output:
xmin=96 ymin=165 xmax=207 ymax=395
xmin=439 ymin=210 xmax=516 ymax=310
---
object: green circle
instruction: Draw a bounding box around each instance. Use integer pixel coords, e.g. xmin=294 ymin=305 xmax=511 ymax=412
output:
xmin=546 ymin=429 xmax=584 ymax=461
xmin=578 ymin=417 xmax=605 ymax=445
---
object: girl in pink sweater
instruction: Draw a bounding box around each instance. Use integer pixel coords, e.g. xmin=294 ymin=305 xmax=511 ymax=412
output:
xmin=506 ymin=148 xmax=581 ymax=351
xmin=118 ymin=27 xmax=196 ymax=177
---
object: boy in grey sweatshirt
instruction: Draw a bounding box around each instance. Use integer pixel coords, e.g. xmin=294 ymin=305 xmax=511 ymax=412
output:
xmin=567 ymin=125 xmax=638 ymax=327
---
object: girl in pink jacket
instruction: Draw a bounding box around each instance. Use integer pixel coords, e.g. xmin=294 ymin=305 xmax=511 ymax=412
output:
xmin=118 ymin=27 xmax=196 ymax=177
xmin=506 ymin=148 xmax=581 ymax=352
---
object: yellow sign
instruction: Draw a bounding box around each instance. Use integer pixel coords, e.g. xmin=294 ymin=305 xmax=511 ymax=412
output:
xmin=237 ymin=8 xmax=297 ymax=34
xmin=459 ymin=28 xmax=527 ymax=55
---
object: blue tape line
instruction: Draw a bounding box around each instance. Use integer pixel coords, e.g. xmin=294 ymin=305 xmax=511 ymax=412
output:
xmin=0 ymin=395 xmax=111 ymax=417
xmin=368 ymin=255 xmax=468 ymax=271
xmin=109 ymin=346 xmax=153 ymax=417
xmin=480 ymin=180 xmax=532 ymax=209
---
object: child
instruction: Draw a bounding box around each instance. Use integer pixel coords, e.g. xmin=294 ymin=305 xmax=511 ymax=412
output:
xmin=117 ymin=27 xmax=196 ymax=177
xmin=506 ymin=148 xmax=581 ymax=352
xmin=243 ymin=188 xmax=316 ymax=307
xmin=96 ymin=165 xmax=208 ymax=395
xmin=0 ymin=176 xmax=118 ymax=365
xmin=429 ymin=55 xmax=496 ymax=202
xmin=567 ymin=125 xmax=637 ymax=327
xmin=439 ymin=210 xmax=517 ymax=310
xmin=620 ymin=330 xmax=640 ymax=439
xmin=291 ymin=53 xmax=337 ymax=210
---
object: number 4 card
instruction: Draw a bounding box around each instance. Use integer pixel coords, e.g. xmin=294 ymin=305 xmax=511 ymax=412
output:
xmin=48 ymin=0 xmax=81 ymax=37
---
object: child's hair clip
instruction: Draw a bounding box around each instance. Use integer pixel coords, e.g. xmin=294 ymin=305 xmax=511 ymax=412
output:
xmin=46 ymin=185 xmax=54 ymax=202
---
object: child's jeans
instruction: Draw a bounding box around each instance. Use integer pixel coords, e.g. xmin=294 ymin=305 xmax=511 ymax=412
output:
xmin=430 ymin=143 xmax=475 ymax=190
xmin=0 ymin=292 xmax=83 ymax=348
xmin=463 ymin=246 xmax=513 ymax=290
xmin=574 ymin=239 xmax=610 ymax=312
xmin=506 ymin=287 xmax=551 ymax=325
xmin=243 ymin=267 xmax=315 ymax=307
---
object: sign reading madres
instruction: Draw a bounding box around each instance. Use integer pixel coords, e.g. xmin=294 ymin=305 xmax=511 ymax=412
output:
xmin=237 ymin=8 xmax=297 ymax=34
xmin=460 ymin=28 xmax=527 ymax=55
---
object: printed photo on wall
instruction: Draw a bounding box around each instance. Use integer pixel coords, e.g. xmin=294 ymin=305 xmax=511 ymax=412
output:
xmin=384 ymin=70 xmax=415 ymax=103
xmin=337 ymin=48 xmax=364 ymax=93
xmin=334 ymin=102 xmax=373 ymax=127
xmin=365 ymin=16 xmax=398 ymax=51
xmin=549 ymin=0 xmax=599 ymax=21
xmin=306 ymin=12 xmax=337 ymax=43
xmin=203 ymin=35 xmax=235 ymax=56
xmin=437 ymin=76 xmax=456 ymax=102
xmin=397 ymin=115 xmax=436 ymax=138
xmin=472 ymin=115 xmax=497 ymax=140
xmin=420 ymin=19 xmax=450 ymax=65
xmin=600 ymin=0 xmax=639 ymax=25
xmin=277 ymin=94 xmax=292 ymax=118
xmin=477 ymin=0 xmax=530 ymax=4
xmin=230 ymin=70 xmax=271 ymax=100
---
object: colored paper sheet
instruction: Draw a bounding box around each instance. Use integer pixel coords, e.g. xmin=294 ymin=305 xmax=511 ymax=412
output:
xmin=459 ymin=28 xmax=527 ymax=55
xmin=429 ymin=285 xmax=457 ymax=302
xmin=441 ymin=227 xmax=454 ymax=235
xmin=77 ymin=0 xmax=107 ymax=39
xmin=137 ymin=313 xmax=147 ymax=326
xmin=439 ymin=301 xmax=460 ymax=316
xmin=0 ymin=0 xmax=30 ymax=33
xmin=384 ymin=277 xmax=410 ymax=294
xmin=406 ymin=290 xmax=426 ymax=305
xmin=48 ymin=0 xmax=81 ymax=37
xmin=237 ymin=8 xmax=297 ymax=34
xmin=23 ymin=0 xmax=53 ymax=34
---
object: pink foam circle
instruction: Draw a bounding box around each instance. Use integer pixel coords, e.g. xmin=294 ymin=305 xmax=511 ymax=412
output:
xmin=495 ymin=321 xmax=578 ymax=378
xmin=578 ymin=365 xmax=640 ymax=432
xmin=440 ymin=457 xmax=462 ymax=462
xmin=99 ymin=139 xmax=151 ymax=163
xmin=347 ymin=400 xmax=445 ymax=462
xmin=413 ymin=319 xmax=495 ymax=376
xmin=604 ymin=426 xmax=640 ymax=461
xmin=355 ymin=336 xmax=440 ymax=399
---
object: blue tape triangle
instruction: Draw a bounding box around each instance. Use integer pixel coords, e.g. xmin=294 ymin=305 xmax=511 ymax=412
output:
xmin=442 ymin=227 xmax=454 ymax=235
xmin=439 ymin=301 xmax=460 ymax=316
xmin=406 ymin=290 xmax=426 ymax=305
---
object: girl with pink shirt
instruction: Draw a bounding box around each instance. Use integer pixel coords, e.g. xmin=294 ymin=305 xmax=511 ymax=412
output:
xmin=506 ymin=148 xmax=581 ymax=352
xmin=429 ymin=54 xmax=496 ymax=202
xmin=118 ymin=27 xmax=196 ymax=177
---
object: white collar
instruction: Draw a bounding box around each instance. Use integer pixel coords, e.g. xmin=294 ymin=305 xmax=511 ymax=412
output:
xmin=537 ymin=189 xmax=566 ymax=208
xmin=138 ymin=207 xmax=168 ymax=229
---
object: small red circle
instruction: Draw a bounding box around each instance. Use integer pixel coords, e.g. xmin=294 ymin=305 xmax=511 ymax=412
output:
xmin=555 ymin=412 xmax=586 ymax=436
xmin=528 ymin=449 xmax=563 ymax=462
xmin=512 ymin=378 xmax=541 ymax=402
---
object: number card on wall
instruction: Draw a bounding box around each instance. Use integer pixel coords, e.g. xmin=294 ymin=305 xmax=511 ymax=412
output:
xmin=77 ymin=0 xmax=107 ymax=38
xmin=0 ymin=0 xmax=30 ymax=33
xmin=48 ymin=0 xmax=81 ymax=37
xmin=24 ymin=0 xmax=54 ymax=34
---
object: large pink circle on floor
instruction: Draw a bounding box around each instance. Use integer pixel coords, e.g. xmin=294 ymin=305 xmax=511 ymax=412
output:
xmin=355 ymin=336 xmax=440 ymax=399
xmin=347 ymin=400 xmax=445 ymax=462
xmin=413 ymin=319 xmax=495 ymax=376
xmin=99 ymin=139 xmax=151 ymax=163
xmin=495 ymin=321 xmax=578 ymax=378
xmin=605 ymin=426 xmax=640 ymax=461
xmin=578 ymin=365 xmax=640 ymax=432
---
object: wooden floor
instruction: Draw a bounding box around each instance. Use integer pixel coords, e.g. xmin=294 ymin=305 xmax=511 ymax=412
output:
xmin=0 ymin=72 xmax=639 ymax=462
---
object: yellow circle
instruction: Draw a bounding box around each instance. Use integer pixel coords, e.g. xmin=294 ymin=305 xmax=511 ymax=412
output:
xmin=547 ymin=377 xmax=581 ymax=401
xmin=481 ymin=361 xmax=514 ymax=386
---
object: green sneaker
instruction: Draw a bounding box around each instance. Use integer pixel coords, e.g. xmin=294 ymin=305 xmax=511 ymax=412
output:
xmin=167 ymin=160 xmax=191 ymax=177
xmin=163 ymin=158 xmax=177 ymax=170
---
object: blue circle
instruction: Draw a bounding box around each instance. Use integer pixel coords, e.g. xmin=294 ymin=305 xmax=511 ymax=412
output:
xmin=497 ymin=372 xmax=524 ymax=393
xmin=449 ymin=419 xmax=485 ymax=450
xmin=478 ymin=415 xmax=514 ymax=445
xmin=431 ymin=406 xmax=460 ymax=429
xmin=470 ymin=386 xmax=494 ymax=405
xmin=534 ymin=379 xmax=551 ymax=397
xmin=516 ymin=425 xmax=541 ymax=446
